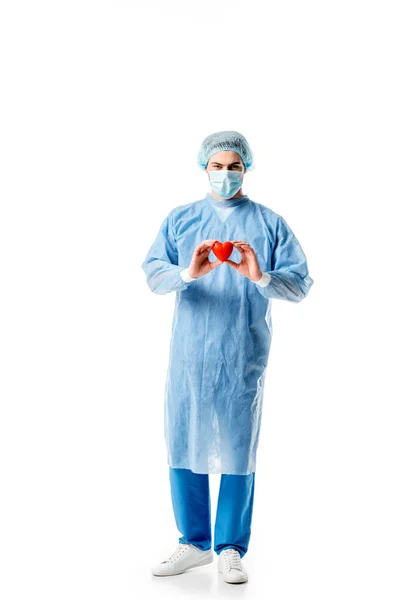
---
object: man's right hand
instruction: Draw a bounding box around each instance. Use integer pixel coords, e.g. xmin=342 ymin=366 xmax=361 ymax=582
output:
xmin=187 ymin=239 xmax=223 ymax=278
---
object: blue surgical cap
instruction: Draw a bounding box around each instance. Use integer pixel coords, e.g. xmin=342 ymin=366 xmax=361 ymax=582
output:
xmin=197 ymin=130 xmax=255 ymax=171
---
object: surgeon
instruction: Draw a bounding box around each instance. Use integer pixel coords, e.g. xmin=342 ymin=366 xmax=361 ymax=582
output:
xmin=141 ymin=130 xmax=314 ymax=584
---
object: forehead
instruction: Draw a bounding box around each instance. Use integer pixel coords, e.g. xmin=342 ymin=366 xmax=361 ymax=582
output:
xmin=208 ymin=150 xmax=243 ymax=165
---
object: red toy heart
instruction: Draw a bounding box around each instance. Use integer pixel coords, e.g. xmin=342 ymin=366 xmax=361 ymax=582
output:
xmin=212 ymin=241 xmax=234 ymax=262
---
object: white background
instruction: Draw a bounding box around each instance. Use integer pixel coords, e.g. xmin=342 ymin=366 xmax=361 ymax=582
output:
xmin=1 ymin=1 xmax=399 ymax=598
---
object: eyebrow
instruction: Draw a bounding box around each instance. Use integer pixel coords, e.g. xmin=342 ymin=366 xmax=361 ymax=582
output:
xmin=210 ymin=161 xmax=242 ymax=166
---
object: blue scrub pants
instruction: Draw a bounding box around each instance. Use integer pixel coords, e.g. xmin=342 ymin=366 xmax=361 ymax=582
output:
xmin=169 ymin=467 xmax=255 ymax=558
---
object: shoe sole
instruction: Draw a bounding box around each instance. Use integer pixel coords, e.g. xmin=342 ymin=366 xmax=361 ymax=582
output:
xmin=152 ymin=552 xmax=213 ymax=577
xmin=218 ymin=567 xmax=248 ymax=584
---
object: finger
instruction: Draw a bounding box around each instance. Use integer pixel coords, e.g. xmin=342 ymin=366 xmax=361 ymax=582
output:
xmin=197 ymin=239 xmax=217 ymax=248
xmin=225 ymin=259 xmax=240 ymax=269
xmin=231 ymin=240 xmax=249 ymax=245
xmin=233 ymin=243 xmax=250 ymax=248
xmin=235 ymin=244 xmax=253 ymax=254
xmin=209 ymin=259 xmax=223 ymax=269
xmin=198 ymin=244 xmax=214 ymax=254
xmin=234 ymin=244 xmax=250 ymax=253
xmin=199 ymin=240 xmax=218 ymax=248
xmin=202 ymin=245 xmax=216 ymax=255
xmin=195 ymin=242 xmax=215 ymax=254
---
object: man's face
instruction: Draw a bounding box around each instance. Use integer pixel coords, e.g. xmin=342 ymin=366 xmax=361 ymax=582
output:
xmin=206 ymin=150 xmax=246 ymax=175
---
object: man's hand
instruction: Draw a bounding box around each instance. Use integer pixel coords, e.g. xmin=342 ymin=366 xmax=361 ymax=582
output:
xmin=225 ymin=240 xmax=263 ymax=282
xmin=188 ymin=239 xmax=223 ymax=278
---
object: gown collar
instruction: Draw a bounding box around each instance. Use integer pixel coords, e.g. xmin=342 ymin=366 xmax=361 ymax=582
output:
xmin=205 ymin=191 xmax=249 ymax=209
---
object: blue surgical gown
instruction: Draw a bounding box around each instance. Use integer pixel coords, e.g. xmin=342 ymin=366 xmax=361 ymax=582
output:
xmin=141 ymin=192 xmax=314 ymax=475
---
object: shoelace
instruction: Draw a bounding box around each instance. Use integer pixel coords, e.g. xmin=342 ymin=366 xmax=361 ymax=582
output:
xmin=163 ymin=543 xmax=190 ymax=564
xmin=222 ymin=549 xmax=242 ymax=570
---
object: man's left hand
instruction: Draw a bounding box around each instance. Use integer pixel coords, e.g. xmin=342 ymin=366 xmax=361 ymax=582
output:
xmin=225 ymin=240 xmax=263 ymax=283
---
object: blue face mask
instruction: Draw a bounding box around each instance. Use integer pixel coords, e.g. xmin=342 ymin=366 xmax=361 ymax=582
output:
xmin=208 ymin=169 xmax=244 ymax=199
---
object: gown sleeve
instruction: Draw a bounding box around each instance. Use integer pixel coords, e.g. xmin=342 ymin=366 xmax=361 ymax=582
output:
xmin=255 ymin=215 xmax=314 ymax=303
xmin=141 ymin=212 xmax=194 ymax=295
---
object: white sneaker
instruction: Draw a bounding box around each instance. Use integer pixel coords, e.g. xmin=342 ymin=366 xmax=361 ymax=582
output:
xmin=151 ymin=543 xmax=213 ymax=576
xmin=218 ymin=548 xmax=248 ymax=583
